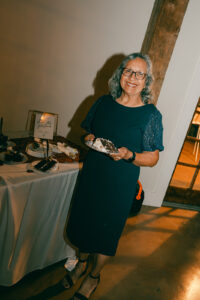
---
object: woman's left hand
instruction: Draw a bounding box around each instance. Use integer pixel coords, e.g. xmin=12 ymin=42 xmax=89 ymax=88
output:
xmin=109 ymin=147 xmax=133 ymax=161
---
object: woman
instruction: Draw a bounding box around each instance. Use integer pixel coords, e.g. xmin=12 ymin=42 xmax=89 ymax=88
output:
xmin=62 ymin=52 xmax=164 ymax=300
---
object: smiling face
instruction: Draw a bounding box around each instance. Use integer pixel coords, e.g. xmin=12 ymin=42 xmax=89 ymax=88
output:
xmin=120 ymin=57 xmax=147 ymax=98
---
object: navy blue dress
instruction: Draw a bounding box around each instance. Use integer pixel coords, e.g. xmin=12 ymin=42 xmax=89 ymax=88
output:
xmin=67 ymin=95 xmax=164 ymax=256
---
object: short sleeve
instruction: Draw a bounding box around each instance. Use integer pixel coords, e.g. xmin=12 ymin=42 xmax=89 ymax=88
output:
xmin=142 ymin=109 xmax=164 ymax=152
xmin=81 ymin=97 xmax=103 ymax=133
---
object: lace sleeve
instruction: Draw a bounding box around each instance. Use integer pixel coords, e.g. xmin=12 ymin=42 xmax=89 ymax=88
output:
xmin=81 ymin=97 xmax=103 ymax=133
xmin=142 ymin=109 xmax=164 ymax=152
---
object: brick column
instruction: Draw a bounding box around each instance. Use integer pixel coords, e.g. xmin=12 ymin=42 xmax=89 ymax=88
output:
xmin=141 ymin=0 xmax=190 ymax=104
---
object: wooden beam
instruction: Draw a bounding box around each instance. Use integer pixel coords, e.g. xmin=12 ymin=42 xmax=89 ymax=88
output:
xmin=141 ymin=0 xmax=190 ymax=104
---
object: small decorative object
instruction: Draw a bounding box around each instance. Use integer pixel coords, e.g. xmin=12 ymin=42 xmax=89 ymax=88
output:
xmin=33 ymin=158 xmax=57 ymax=172
xmin=27 ymin=158 xmax=58 ymax=173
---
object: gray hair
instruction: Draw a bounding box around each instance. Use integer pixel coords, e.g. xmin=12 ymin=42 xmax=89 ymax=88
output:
xmin=108 ymin=52 xmax=153 ymax=104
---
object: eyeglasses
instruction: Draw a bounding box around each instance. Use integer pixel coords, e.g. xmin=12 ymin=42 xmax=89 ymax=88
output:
xmin=122 ymin=68 xmax=146 ymax=80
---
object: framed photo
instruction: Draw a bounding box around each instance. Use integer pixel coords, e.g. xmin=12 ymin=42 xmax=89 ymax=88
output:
xmin=26 ymin=110 xmax=58 ymax=139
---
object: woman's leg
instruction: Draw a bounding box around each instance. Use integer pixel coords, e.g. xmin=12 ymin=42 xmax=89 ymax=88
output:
xmin=73 ymin=253 xmax=110 ymax=299
xmin=91 ymin=253 xmax=110 ymax=276
xmin=62 ymin=251 xmax=89 ymax=289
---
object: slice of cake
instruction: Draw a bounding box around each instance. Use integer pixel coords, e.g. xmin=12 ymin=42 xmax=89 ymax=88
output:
xmin=92 ymin=138 xmax=105 ymax=152
xmin=93 ymin=138 xmax=118 ymax=153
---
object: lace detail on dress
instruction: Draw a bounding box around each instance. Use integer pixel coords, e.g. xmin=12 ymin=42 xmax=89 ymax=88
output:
xmin=142 ymin=109 xmax=164 ymax=152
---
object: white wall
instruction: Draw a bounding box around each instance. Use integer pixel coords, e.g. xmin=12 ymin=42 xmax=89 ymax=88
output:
xmin=0 ymin=0 xmax=154 ymax=143
xmin=141 ymin=0 xmax=200 ymax=206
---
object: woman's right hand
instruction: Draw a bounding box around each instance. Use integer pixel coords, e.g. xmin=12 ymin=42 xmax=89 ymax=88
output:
xmin=84 ymin=134 xmax=95 ymax=142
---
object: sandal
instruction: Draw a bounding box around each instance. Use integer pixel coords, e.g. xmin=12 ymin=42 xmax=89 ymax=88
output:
xmin=61 ymin=258 xmax=89 ymax=290
xmin=71 ymin=273 xmax=100 ymax=300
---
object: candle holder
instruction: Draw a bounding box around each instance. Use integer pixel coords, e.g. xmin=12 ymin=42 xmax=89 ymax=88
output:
xmin=0 ymin=117 xmax=8 ymax=152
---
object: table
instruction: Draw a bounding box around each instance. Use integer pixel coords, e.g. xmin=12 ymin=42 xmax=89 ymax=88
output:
xmin=0 ymin=161 xmax=79 ymax=286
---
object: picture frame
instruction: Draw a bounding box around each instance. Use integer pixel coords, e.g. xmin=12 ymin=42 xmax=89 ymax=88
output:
xmin=26 ymin=110 xmax=58 ymax=139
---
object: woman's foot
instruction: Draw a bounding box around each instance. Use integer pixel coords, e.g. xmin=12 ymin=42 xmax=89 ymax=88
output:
xmin=61 ymin=259 xmax=89 ymax=289
xmin=72 ymin=273 xmax=100 ymax=300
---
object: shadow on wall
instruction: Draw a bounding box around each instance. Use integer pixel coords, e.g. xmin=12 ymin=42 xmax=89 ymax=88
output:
xmin=66 ymin=53 xmax=125 ymax=148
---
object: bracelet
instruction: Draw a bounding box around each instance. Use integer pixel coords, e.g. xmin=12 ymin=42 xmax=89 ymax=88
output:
xmin=126 ymin=152 xmax=136 ymax=163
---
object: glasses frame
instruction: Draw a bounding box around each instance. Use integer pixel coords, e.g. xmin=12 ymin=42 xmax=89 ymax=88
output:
xmin=122 ymin=68 xmax=146 ymax=80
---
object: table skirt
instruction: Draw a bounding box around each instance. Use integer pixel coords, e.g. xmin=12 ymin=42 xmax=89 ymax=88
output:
xmin=0 ymin=163 xmax=79 ymax=286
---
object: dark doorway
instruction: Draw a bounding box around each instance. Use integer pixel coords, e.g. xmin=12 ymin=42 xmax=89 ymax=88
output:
xmin=163 ymin=97 xmax=200 ymax=210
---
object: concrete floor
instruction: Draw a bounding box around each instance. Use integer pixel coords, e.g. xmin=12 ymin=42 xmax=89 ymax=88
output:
xmin=1 ymin=205 xmax=200 ymax=300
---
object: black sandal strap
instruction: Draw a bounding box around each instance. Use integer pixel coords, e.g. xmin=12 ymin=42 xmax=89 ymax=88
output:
xmin=89 ymin=273 xmax=100 ymax=280
xmin=73 ymin=292 xmax=88 ymax=300
xmin=63 ymin=273 xmax=74 ymax=289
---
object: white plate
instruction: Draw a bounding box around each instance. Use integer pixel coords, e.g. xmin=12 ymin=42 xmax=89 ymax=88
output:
xmin=27 ymin=160 xmax=59 ymax=174
xmin=0 ymin=152 xmax=28 ymax=165
xmin=85 ymin=138 xmax=118 ymax=154
xmin=26 ymin=143 xmax=61 ymax=158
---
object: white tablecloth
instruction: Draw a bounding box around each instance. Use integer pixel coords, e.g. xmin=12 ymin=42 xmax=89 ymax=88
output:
xmin=0 ymin=162 xmax=79 ymax=286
